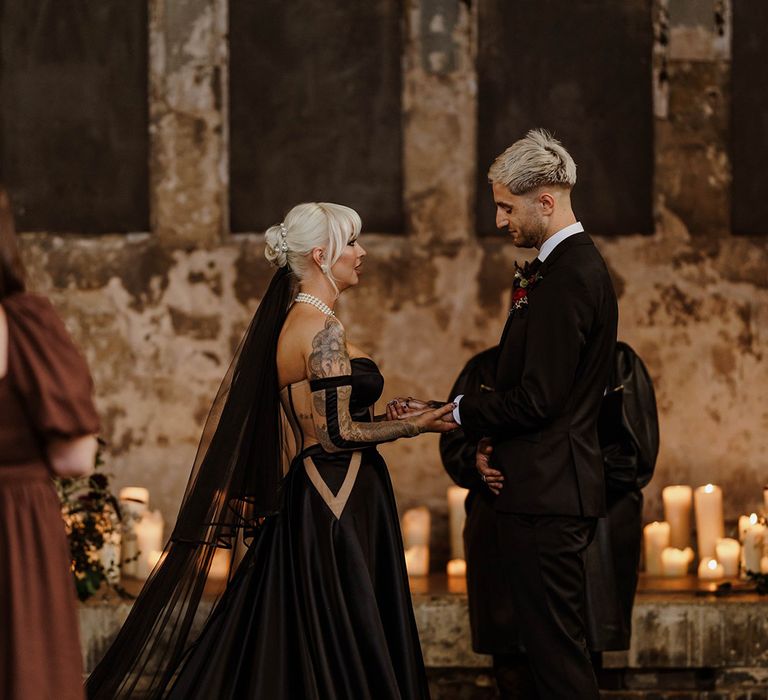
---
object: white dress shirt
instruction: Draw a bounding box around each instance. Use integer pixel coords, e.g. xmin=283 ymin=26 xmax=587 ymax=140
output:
xmin=452 ymin=221 xmax=584 ymax=425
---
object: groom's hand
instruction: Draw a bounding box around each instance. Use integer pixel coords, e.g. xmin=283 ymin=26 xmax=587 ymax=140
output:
xmin=475 ymin=437 xmax=504 ymax=494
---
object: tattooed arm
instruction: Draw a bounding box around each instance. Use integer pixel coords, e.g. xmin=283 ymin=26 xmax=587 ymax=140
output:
xmin=307 ymin=317 xmax=421 ymax=453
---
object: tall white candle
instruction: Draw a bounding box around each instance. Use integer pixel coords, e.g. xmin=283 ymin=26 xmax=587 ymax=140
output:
xmin=404 ymin=545 xmax=429 ymax=577
xmin=643 ymin=521 xmax=671 ymax=575
xmin=662 ymin=486 xmax=693 ymax=549
xmin=697 ymin=557 xmax=724 ymax=580
xmin=401 ymin=507 xmax=431 ymax=548
xmin=134 ymin=510 xmax=165 ymax=579
xmin=715 ymin=538 xmax=740 ymax=577
xmin=743 ymin=523 xmax=766 ymax=574
xmin=661 ymin=547 xmax=694 ymax=577
xmin=693 ymin=484 xmax=724 ymax=559
xmin=447 ymin=487 xmax=469 ymax=560
xmin=764 ymin=486 xmax=768 ymax=516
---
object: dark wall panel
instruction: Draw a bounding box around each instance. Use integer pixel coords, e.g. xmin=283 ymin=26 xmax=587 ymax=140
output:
xmin=230 ymin=0 xmax=403 ymax=233
xmin=731 ymin=0 xmax=768 ymax=236
xmin=477 ymin=0 xmax=653 ymax=235
xmin=0 ymin=2 xmax=149 ymax=232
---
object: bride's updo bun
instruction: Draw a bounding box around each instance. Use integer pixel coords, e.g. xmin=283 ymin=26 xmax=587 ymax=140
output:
xmin=264 ymin=203 xmax=362 ymax=296
xmin=264 ymin=224 xmax=289 ymax=268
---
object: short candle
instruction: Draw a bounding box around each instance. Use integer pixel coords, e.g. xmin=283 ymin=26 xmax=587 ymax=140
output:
xmin=739 ymin=513 xmax=759 ymax=542
xmin=715 ymin=538 xmax=740 ymax=578
xmin=697 ymin=557 xmax=724 ymax=580
xmin=446 ymin=558 xmax=467 ymax=577
xmin=661 ymin=547 xmax=693 ymax=577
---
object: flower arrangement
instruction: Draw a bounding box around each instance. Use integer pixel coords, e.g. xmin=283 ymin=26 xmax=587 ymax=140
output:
xmin=54 ymin=448 xmax=131 ymax=601
xmin=510 ymin=261 xmax=543 ymax=315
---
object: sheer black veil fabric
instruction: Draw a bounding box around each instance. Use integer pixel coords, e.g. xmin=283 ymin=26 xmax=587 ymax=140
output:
xmin=87 ymin=266 xmax=294 ymax=699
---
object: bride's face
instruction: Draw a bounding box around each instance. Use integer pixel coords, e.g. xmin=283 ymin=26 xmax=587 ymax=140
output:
xmin=330 ymin=234 xmax=366 ymax=291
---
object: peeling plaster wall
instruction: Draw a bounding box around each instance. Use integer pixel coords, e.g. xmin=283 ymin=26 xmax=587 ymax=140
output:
xmin=15 ymin=0 xmax=767 ymax=567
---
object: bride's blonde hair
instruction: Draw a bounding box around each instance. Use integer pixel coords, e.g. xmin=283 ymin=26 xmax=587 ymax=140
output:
xmin=265 ymin=202 xmax=362 ymax=297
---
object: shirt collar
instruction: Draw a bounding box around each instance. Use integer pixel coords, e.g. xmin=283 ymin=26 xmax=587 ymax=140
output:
xmin=537 ymin=221 xmax=584 ymax=262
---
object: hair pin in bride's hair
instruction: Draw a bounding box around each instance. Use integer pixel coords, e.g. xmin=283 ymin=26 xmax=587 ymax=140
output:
xmin=279 ymin=223 xmax=289 ymax=253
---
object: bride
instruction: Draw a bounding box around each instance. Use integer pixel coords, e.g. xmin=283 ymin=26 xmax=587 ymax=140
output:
xmin=87 ymin=202 xmax=456 ymax=699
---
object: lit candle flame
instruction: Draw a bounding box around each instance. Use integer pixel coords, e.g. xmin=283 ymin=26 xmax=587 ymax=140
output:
xmin=707 ymin=559 xmax=718 ymax=570
xmin=750 ymin=513 xmax=758 ymax=526
xmin=704 ymin=484 xmax=715 ymax=493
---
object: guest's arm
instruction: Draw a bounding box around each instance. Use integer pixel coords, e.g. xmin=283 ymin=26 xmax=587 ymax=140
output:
xmin=48 ymin=434 xmax=98 ymax=478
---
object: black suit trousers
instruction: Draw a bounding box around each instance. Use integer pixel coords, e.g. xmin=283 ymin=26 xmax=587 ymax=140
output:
xmin=496 ymin=513 xmax=600 ymax=700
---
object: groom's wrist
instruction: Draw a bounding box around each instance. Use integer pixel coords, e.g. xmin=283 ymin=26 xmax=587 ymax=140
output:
xmin=452 ymin=395 xmax=463 ymax=425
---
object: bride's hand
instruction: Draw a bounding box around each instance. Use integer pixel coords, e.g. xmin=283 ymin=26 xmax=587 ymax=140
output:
xmin=385 ymin=397 xmax=431 ymax=420
xmin=407 ymin=403 xmax=458 ymax=434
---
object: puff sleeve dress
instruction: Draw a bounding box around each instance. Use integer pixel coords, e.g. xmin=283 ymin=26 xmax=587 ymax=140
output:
xmin=0 ymin=292 xmax=100 ymax=700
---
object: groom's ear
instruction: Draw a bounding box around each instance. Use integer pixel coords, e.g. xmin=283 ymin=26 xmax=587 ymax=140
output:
xmin=538 ymin=191 xmax=556 ymax=215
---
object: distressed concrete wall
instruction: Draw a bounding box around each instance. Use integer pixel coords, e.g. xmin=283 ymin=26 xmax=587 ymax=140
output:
xmin=17 ymin=0 xmax=767 ymax=564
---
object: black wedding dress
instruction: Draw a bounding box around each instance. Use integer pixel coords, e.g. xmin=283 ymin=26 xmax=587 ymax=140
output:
xmin=87 ymin=269 xmax=429 ymax=700
xmin=165 ymin=357 xmax=430 ymax=699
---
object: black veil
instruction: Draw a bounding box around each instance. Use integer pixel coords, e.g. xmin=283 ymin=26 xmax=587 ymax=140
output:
xmin=87 ymin=266 xmax=294 ymax=699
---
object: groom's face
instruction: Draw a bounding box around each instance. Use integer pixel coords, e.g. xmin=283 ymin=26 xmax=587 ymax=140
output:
xmin=492 ymin=182 xmax=546 ymax=249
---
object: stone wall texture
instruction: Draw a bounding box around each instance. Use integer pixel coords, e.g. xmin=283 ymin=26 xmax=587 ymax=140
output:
xmin=15 ymin=0 xmax=767 ymax=565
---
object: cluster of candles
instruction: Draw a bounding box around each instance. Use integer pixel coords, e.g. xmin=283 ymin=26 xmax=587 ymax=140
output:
xmin=644 ymin=484 xmax=768 ymax=580
xmin=401 ymin=486 xmax=469 ymax=578
xmin=118 ymin=487 xmax=229 ymax=582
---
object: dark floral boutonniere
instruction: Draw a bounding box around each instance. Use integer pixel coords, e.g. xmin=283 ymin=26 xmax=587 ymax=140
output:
xmin=510 ymin=260 xmax=543 ymax=315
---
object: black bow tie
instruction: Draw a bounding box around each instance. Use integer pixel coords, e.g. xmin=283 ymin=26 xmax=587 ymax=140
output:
xmin=522 ymin=258 xmax=542 ymax=275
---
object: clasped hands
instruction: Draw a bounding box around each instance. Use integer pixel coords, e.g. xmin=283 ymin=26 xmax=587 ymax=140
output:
xmin=386 ymin=396 xmax=458 ymax=433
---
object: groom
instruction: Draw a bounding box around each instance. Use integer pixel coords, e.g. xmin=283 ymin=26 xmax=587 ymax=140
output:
xmin=453 ymin=130 xmax=618 ymax=699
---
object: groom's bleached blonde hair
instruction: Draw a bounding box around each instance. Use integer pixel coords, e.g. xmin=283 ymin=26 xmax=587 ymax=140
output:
xmin=488 ymin=129 xmax=577 ymax=195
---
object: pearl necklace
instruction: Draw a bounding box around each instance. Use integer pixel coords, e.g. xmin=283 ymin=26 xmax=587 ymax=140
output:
xmin=294 ymin=292 xmax=335 ymax=316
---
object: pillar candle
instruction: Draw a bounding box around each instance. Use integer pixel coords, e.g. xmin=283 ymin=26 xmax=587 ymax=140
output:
xmin=698 ymin=557 xmax=724 ymax=580
xmin=119 ymin=486 xmax=150 ymax=505
xmin=446 ymin=558 xmax=467 ymax=577
xmin=693 ymin=484 xmax=724 ymax=559
xmin=761 ymin=556 xmax=768 ymax=574
xmin=739 ymin=513 xmax=759 ymax=542
xmin=643 ymin=521 xmax=671 ymax=575
xmin=662 ymin=485 xmax=693 ymax=549
xmin=208 ymin=548 xmax=231 ymax=582
xmin=404 ymin=545 xmax=429 ymax=577
xmin=147 ymin=550 xmax=166 ymax=569
xmin=99 ymin=529 xmax=122 ymax=585
xmin=401 ymin=507 xmax=431 ymax=548
xmin=660 ymin=547 xmax=694 ymax=577
xmin=447 ymin=487 xmax=469 ymax=560
xmin=119 ymin=487 xmax=150 ymax=578
xmin=764 ymin=486 xmax=768 ymax=516
xmin=715 ymin=538 xmax=740 ymax=577
xmin=743 ymin=523 xmax=766 ymax=574
xmin=134 ymin=510 xmax=165 ymax=579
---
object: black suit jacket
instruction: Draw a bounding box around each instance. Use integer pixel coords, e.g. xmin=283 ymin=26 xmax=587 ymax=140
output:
xmin=459 ymin=232 xmax=618 ymax=517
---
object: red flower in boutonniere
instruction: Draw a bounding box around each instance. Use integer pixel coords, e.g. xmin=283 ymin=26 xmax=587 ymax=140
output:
xmin=509 ymin=260 xmax=543 ymax=315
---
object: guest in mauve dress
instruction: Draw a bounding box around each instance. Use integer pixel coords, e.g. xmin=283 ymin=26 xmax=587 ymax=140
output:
xmin=0 ymin=186 xmax=100 ymax=700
